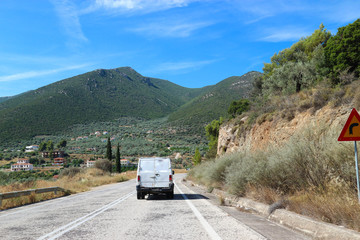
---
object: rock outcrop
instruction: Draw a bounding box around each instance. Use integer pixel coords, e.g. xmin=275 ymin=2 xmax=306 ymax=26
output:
xmin=217 ymin=105 xmax=352 ymax=155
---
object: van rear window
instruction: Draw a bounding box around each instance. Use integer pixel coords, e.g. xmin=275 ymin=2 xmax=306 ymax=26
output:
xmin=140 ymin=160 xmax=154 ymax=170
xmin=155 ymin=159 xmax=169 ymax=171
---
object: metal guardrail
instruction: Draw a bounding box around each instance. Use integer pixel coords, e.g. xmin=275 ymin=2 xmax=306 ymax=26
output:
xmin=0 ymin=187 xmax=65 ymax=206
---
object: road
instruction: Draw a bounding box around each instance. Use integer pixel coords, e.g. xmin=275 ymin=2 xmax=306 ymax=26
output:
xmin=0 ymin=174 xmax=310 ymax=240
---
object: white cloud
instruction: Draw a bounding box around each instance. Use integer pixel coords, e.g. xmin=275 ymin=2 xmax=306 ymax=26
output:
xmin=130 ymin=19 xmax=213 ymax=38
xmin=260 ymin=27 xmax=310 ymax=42
xmin=51 ymin=0 xmax=87 ymax=43
xmin=151 ymin=60 xmax=216 ymax=73
xmin=86 ymin=0 xmax=196 ymax=14
xmin=0 ymin=64 xmax=91 ymax=82
xmin=321 ymin=2 xmax=360 ymax=24
xmin=233 ymin=0 xmax=305 ymax=20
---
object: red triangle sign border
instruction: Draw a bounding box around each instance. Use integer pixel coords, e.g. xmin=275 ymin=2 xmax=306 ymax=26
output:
xmin=338 ymin=108 xmax=360 ymax=141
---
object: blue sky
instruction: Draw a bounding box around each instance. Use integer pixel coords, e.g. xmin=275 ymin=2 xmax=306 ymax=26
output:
xmin=0 ymin=0 xmax=359 ymax=97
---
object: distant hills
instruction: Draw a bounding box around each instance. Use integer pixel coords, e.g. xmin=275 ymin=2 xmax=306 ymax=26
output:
xmin=0 ymin=96 xmax=12 ymax=103
xmin=168 ymin=71 xmax=261 ymax=126
xmin=0 ymin=67 xmax=259 ymax=144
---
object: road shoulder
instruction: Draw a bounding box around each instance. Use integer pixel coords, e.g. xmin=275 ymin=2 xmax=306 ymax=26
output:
xmin=183 ymin=178 xmax=360 ymax=240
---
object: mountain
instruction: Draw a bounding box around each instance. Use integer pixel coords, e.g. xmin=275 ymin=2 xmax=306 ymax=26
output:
xmin=0 ymin=67 xmax=205 ymax=144
xmin=0 ymin=67 xmax=258 ymax=145
xmin=168 ymin=71 xmax=261 ymax=126
xmin=0 ymin=96 xmax=12 ymax=103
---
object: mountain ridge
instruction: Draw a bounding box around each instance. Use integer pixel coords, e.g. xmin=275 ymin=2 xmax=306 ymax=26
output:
xmin=0 ymin=67 xmax=259 ymax=144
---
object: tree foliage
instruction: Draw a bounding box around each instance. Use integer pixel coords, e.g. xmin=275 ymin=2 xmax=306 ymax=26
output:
xmin=325 ymin=19 xmax=360 ymax=82
xmin=262 ymin=24 xmax=331 ymax=95
xmin=193 ymin=147 xmax=201 ymax=165
xmin=57 ymin=139 xmax=67 ymax=149
xmin=46 ymin=141 xmax=54 ymax=151
xmin=106 ymin=137 xmax=112 ymax=161
xmin=116 ymin=143 xmax=121 ymax=173
xmin=228 ymin=99 xmax=250 ymax=118
xmin=205 ymin=118 xmax=223 ymax=159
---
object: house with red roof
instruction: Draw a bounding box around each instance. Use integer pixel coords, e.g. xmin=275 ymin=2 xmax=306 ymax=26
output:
xmin=11 ymin=158 xmax=33 ymax=171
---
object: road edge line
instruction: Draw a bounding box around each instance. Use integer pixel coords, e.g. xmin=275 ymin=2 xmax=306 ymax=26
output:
xmin=175 ymin=183 xmax=222 ymax=240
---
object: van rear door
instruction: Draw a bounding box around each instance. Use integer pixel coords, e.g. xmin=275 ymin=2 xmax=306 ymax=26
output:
xmin=154 ymin=158 xmax=170 ymax=188
xmin=139 ymin=159 xmax=155 ymax=188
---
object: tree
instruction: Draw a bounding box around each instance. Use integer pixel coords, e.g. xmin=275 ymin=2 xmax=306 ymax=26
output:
xmin=325 ymin=19 xmax=360 ymax=82
xmin=228 ymin=99 xmax=250 ymax=118
xmin=57 ymin=140 xmax=67 ymax=149
xmin=46 ymin=141 xmax=54 ymax=151
xmin=116 ymin=144 xmax=121 ymax=173
xmin=262 ymin=24 xmax=331 ymax=94
xmin=264 ymin=55 xmax=318 ymax=94
xmin=106 ymin=137 xmax=112 ymax=161
xmin=39 ymin=142 xmax=46 ymax=152
xmin=193 ymin=148 xmax=201 ymax=165
xmin=205 ymin=118 xmax=223 ymax=159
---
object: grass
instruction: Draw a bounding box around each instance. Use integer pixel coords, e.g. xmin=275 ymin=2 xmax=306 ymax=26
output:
xmin=188 ymin=123 xmax=360 ymax=231
xmin=0 ymin=168 xmax=136 ymax=210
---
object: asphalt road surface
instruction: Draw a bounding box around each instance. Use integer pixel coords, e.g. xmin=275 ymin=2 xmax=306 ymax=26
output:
xmin=0 ymin=174 xmax=310 ymax=240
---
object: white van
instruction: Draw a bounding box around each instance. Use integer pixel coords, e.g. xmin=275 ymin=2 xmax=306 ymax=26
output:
xmin=136 ymin=157 xmax=174 ymax=199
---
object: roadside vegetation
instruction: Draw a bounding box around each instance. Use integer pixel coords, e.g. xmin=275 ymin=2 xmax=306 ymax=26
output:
xmin=0 ymin=167 xmax=135 ymax=210
xmin=0 ymin=117 xmax=205 ymax=169
xmin=193 ymin=19 xmax=360 ymax=231
xmin=190 ymin=122 xmax=360 ymax=230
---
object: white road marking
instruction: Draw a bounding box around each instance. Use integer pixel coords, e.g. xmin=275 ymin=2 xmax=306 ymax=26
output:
xmin=175 ymin=183 xmax=222 ymax=240
xmin=37 ymin=190 xmax=135 ymax=240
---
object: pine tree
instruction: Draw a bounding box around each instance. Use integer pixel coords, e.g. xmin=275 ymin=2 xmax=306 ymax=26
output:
xmin=116 ymin=144 xmax=121 ymax=173
xmin=193 ymin=148 xmax=202 ymax=165
xmin=106 ymin=137 xmax=112 ymax=161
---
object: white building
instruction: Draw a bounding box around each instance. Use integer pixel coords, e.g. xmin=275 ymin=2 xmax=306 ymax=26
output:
xmin=25 ymin=145 xmax=39 ymax=153
xmin=87 ymin=160 xmax=96 ymax=168
xmin=11 ymin=159 xmax=34 ymax=171
xmin=120 ymin=159 xmax=130 ymax=166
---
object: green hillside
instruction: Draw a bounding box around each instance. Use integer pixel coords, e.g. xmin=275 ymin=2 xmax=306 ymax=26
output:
xmin=0 ymin=67 xmax=203 ymax=144
xmin=0 ymin=96 xmax=12 ymax=103
xmin=168 ymin=71 xmax=261 ymax=126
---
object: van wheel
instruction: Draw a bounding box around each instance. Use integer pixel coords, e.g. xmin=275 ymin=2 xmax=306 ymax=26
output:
xmin=141 ymin=193 xmax=146 ymax=199
xmin=167 ymin=192 xmax=174 ymax=199
xmin=137 ymin=192 xmax=141 ymax=200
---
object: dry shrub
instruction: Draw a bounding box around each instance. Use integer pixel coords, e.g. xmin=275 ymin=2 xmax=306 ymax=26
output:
xmin=288 ymin=184 xmax=360 ymax=231
xmin=121 ymin=170 xmax=137 ymax=179
xmin=95 ymin=159 xmax=112 ymax=173
xmin=0 ymin=192 xmax=64 ymax=210
xmin=0 ymin=168 xmax=131 ymax=210
xmin=245 ymin=185 xmax=283 ymax=205
xmin=189 ymin=122 xmax=360 ymax=230
xmin=60 ymin=167 xmax=83 ymax=178
xmin=256 ymin=112 xmax=274 ymax=125
xmin=312 ymin=88 xmax=331 ymax=110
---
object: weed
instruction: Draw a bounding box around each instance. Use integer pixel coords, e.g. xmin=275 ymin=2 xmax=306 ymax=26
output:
xmin=219 ymin=195 xmax=225 ymax=206
xmin=207 ymin=186 xmax=214 ymax=193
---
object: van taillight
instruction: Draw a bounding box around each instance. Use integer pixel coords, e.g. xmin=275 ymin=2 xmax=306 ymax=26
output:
xmin=169 ymin=175 xmax=173 ymax=181
xmin=137 ymin=175 xmax=140 ymax=181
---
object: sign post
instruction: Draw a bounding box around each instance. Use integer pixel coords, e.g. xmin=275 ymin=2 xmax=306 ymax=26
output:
xmin=338 ymin=108 xmax=360 ymax=202
xmin=354 ymin=141 xmax=360 ymax=202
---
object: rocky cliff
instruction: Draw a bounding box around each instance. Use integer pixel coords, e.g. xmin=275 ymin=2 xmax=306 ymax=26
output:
xmin=217 ymin=105 xmax=352 ymax=155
